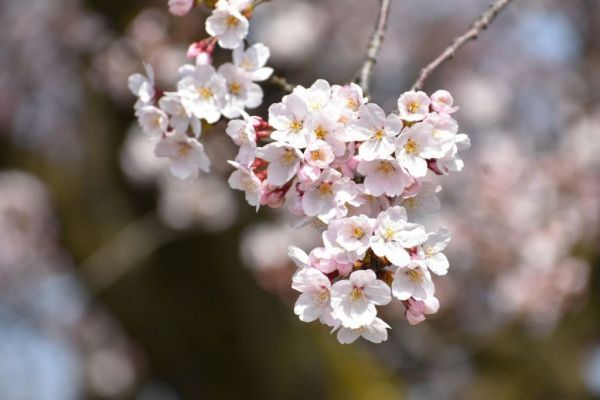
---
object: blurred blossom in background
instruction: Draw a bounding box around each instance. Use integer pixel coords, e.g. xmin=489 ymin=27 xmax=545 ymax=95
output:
xmin=0 ymin=0 xmax=599 ymax=398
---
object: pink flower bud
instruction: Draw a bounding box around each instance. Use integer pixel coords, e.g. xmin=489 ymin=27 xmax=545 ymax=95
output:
xmin=186 ymin=39 xmax=216 ymax=65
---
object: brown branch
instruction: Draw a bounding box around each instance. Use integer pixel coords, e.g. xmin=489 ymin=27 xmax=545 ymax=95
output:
xmin=269 ymin=74 xmax=294 ymax=93
xmin=410 ymin=0 xmax=514 ymax=91
xmin=357 ymin=0 xmax=392 ymax=96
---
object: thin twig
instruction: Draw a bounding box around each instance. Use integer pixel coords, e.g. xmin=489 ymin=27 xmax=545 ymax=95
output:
xmin=270 ymin=74 xmax=294 ymax=93
xmin=357 ymin=0 xmax=392 ymax=96
xmin=410 ymin=0 xmax=514 ymax=91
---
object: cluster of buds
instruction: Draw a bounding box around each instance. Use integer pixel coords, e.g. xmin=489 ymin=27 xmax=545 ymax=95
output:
xmin=225 ymin=82 xmax=470 ymax=343
xmin=129 ymin=0 xmax=471 ymax=344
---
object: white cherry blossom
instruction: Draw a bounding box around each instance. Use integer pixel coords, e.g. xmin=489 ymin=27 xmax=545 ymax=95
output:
xmin=233 ymin=43 xmax=274 ymax=81
xmin=398 ymin=90 xmax=431 ymax=122
xmin=269 ymin=94 xmax=310 ymax=148
xmin=154 ymin=132 xmax=210 ymax=180
xmin=256 ymin=142 xmax=302 ymax=186
xmin=292 ymin=268 xmax=334 ymax=323
xmin=396 ymin=122 xmax=449 ymax=177
xmin=370 ymin=206 xmax=427 ymax=267
xmin=159 ymin=93 xmax=201 ymax=137
xmin=304 ymin=140 xmax=335 ymax=169
xmin=205 ymin=0 xmax=251 ymax=49
xmin=227 ymin=160 xmax=262 ymax=209
xmin=137 ymin=106 xmax=168 ymax=137
xmin=218 ymin=63 xmax=263 ymax=118
xmin=336 ymin=317 xmax=391 ymax=344
xmin=430 ymin=89 xmax=459 ymax=114
xmin=357 ymin=158 xmax=412 ymax=197
xmin=392 ymin=260 xmax=435 ymax=301
xmin=177 ymin=64 xmax=226 ymax=123
xmin=330 ymin=269 xmax=391 ymax=329
xmin=419 ymin=227 xmax=451 ymax=275
xmin=350 ymin=103 xmax=402 ymax=161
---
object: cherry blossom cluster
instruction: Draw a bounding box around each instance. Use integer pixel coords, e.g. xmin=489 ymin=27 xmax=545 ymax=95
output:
xmin=225 ymin=81 xmax=470 ymax=343
xmin=128 ymin=0 xmax=271 ymax=180
xmin=128 ymin=0 xmax=470 ymax=345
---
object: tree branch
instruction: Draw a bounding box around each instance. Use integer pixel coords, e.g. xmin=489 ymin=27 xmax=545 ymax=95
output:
xmin=357 ymin=0 xmax=392 ymax=96
xmin=410 ymin=0 xmax=514 ymax=91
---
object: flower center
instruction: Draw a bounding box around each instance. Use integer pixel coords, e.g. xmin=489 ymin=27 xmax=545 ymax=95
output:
xmin=407 ymin=269 xmax=423 ymax=283
xmin=350 ymin=287 xmax=364 ymax=302
xmin=313 ymin=287 xmax=330 ymax=307
xmin=352 ymin=226 xmax=365 ymax=239
xmin=376 ymin=161 xmax=395 ymax=175
xmin=347 ymin=98 xmax=359 ymax=112
xmin=198 ymin=86 xmax=213 ymax=100
xmin=317 ymin=182 xmax=332 ymax=197
xmin=403 ymin=197 xmax=418 ymax=210
xmin=404 ymin=138 xmax=419 ymax=155
xmin=373 ymin=129 xmax=385 ymax=141
xmin=241 ymin=174 xmax=258 ymax=192
xmin=281 ymin=149 xmax=297 ymax=166
xmin=310 ymin=150 xmax=324 ymax=161
xmin=229 ymin=82 xmax=242 ymax=95
xmin=407 ymin=102 xmax=420 ymax=113
xmin=226 ymin=15 xmax=239 ymax=27
xmin=383 ymin=226 xmax=395 ymax=241
xmin=314 ymin=126 xmax=327 ymax=140
xmin=289 ymin=119 xmax=303 ymax=132
xmin=177 ymin=142 xmax=192 ymax=157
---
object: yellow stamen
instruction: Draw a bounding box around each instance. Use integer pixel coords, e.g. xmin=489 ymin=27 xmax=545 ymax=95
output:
xmin=198 ymin=87 xmax=213 ymax=100
xmin=373 ymin=129 xmax=385 ymax=141
xmin=177 ymin=142 xmax=192 ymax=157
xmin=281 ymin=149 xmax=297 ymax=166
xmin=404 ymin=138 xmax=419 ymax=155
xmin=314 ymin=126 xmax=327 ymax=140
xmin=310 ymin=150 xmax=323 ymax=161
xmin=289 ymin=120 xmax=303 ymax=132
xmin=229 ymin=82 xmax=242 ymax=95
xmin=377 ymin=161 xmax=395 ymax=174
xmin=226 ymin=15 xmax=239 ymax=27
xmin=350 ymin=287 xmax=363 ymax=302
xmin=383 ymin=226 xmax=395 ymax=241
xmin=407 ymin=102 xmax=420 ymax=113
xmin=407 ymin=269 xmax=423 ymax=283
xmin=353 ymin=226 xmax=365 ymax=239
xmin=317 ymin=182 xmax=332 ymax=197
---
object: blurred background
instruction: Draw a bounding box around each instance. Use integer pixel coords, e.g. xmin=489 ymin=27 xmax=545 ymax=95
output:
xmin=0 ymin=0 xmax=599 ymax=398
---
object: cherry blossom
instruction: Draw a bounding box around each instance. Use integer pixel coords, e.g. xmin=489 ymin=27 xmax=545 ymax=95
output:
xmin=154 ymin=132 xmax=210 ymax=180
xmin=330 ymin=269 xmax=391 ymax=329
xmin=205 ymin=0 xmax=251 ymax=49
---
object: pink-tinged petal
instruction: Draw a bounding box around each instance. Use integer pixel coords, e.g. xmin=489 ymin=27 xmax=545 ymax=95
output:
xmin=363 ymin=280 xmax=391 ymax=305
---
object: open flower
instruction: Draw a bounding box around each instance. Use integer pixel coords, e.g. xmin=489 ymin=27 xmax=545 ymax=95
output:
xmin=330 ymin=269 xmax=391 ymax=329
xmin=205 ymin=0 xmax=251 ymax=49
xmin=304 ymin=140 xmax=335 ymax=169
xmin=227 ymin=160 xmax=262 ymax=209
xmin=323 ymin=215 xmax=374 ymax=255
xmin=396 ymin=122 xmax=449 ymax=177
xmin=336 ymin=317 xmax=391 ymax=344
xmin=138 ymin=106 xmax=169 ymax=137
xmin=292 ymin=268 xmax=334 ymax=323
xmin=392 ymin=260 xmax=435 ymax=301
xmin=430 ymin=90 xmax=459 ymax=114
xmin=218 ymin=63 xmax=263 ymax=118
xmin=350 ymin=103 xmax=402 ymax=161
xmin=177 ymin=64 xmax=226 ymax=123
xmin=398 ymin=90 xmax=431 ymax=122
xmin=154 ymin=132 xmax=210 ymax=179
xmin=159 ymin=93 xmax=201 ymax=137
xmin=370 ymin=206 xmax=427 ymax=266
xmin=419 ymin=227 xmax=451 ymax=275
xmin=233 ymin=42 xmax=273 ymax=81
xmin=269 ymin=94 xmax=310 ymax=148
xmin=357 ymin=158 xmax=412 ymax=197
xmin=256 ymin=142 xmax=302 ymax=186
